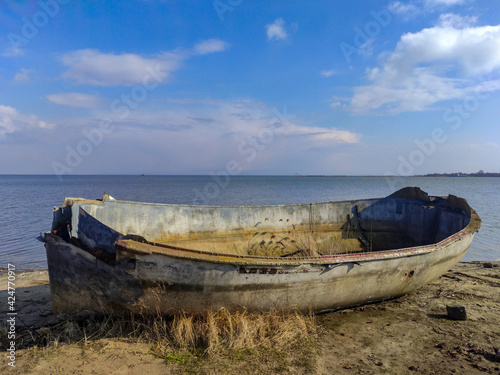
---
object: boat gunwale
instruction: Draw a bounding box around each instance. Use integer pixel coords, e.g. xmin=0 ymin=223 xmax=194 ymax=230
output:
xmin=95 ymin=196 xmax=378 ymax=209
xmin=87 ymin=193 xmax=469 ymax=209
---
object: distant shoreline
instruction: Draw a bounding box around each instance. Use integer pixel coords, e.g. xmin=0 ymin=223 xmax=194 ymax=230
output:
xmin=298 ymin=174 xmax=500 ymax=177
xmin=414 ymin=172 xmax=500 ymax=177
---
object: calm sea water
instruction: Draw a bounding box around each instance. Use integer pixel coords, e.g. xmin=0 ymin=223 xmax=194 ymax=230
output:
xmin=0 ymin=175 xmax=498 ymax=270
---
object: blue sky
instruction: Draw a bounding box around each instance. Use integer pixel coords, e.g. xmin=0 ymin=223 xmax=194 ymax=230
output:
xmin=1 ymin=0 xmax=499 ymax=177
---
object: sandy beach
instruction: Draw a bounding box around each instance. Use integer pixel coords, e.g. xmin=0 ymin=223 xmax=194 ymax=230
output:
xmin=1 ymin=262 xmax=499 ymax=374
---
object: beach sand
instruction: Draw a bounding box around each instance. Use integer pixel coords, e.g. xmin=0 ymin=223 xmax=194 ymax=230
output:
xmin=1 ymin=262 xmax=499 ymax=374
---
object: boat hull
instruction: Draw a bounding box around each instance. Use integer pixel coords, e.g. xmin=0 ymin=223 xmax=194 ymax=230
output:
xmin=45 ymin=218 xmax=477 ymax=315
xmin=45 ymin=187 xmax=481 ymax=315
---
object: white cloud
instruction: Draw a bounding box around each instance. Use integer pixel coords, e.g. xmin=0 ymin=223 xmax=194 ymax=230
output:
xmin=193 ymin=39 xmax=229 ymax=55
xmin=61 ymin=49 xmax=182 ymax=86
xmin=47 ymin=93 xmax=103 ymax=108
xmin=425 ymin=0 xmax=466 ymax=7
xmin=266 ymin=18 xmax=288 ymax=41
xmin=88 ymin=98 xmax=360 ymax=170
xmin=390 ymin=0 xmax=468 ymax=21
xmin=283 ymin=124 xmax=359 ymax=143
xmin=2 ymin=45 xmax=24 ymax=57
xmin=345 ymin=24 xmax=500 ymax=114
xmin=437 ymin=13 xmax=477 ymax=28
xmin=3 ymin=97 xmax=360 ymax=174
xmin=358 ymin=38 xmax=375 ymax=59
xmin=321 ymin=70 xmax=338 ymax=77
xmin=0 ymin=106 xmax=17 ymax=136
xmin=330 ymin=101 xmax=342 ymax=109
xmin=61 ymin=40 xmax=228 ymax=87
xmin=101 ymin=99 xmax=359 ymax=144
xmin=0 ymin=105 xmax=55 ymax=138
xmin=388 ymin=1 xmax=421 ymax=18
xmin=13 ymin=68 xmax=33 ymax=83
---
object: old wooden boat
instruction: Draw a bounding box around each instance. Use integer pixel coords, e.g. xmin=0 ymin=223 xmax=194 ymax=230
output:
xmin=44 ymin=187 xmax=481 ymax=315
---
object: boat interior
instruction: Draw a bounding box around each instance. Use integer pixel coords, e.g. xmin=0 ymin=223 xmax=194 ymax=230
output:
xmin=51 ymin=187 xmax=473 ymax=259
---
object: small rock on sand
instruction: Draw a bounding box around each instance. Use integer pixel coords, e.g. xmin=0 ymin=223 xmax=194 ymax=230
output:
xmin=446 ymin=305 xmax=467 ymax=321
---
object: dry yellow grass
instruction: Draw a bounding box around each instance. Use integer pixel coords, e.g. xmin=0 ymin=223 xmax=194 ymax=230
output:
xmin=246 ymin=228 xmax=364 ymax=257
xmin=160 ymin=224 xmax=367 ymax=257
xmin=12 ymin=308 xmax=317 ymax=362
xmin=144 ymin=308 xmax=317 ymax=357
